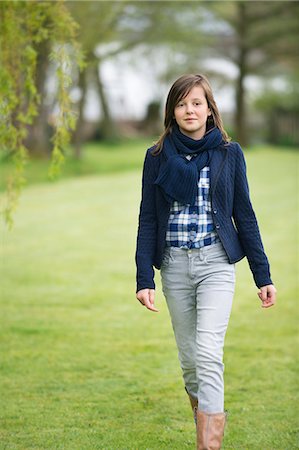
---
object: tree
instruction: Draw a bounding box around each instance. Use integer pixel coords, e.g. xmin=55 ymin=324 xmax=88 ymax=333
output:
xmin=66 ymin=1 xmax=130 ymax=153
xmin=254 ymin=71 xmax=299 ymax=145
xmin=66 ymin=0 xmax=210 ymax=156
xmin=0 ymin=0 xmax=84 ymax=226
xmin=206 ymin=1 xmax=299 ymax=145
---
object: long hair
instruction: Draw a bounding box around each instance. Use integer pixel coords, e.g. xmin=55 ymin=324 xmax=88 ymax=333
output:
xmin=152 ymin=74 xmax=230 ymax=155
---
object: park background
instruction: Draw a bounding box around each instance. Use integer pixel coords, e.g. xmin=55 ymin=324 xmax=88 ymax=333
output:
xmin=0 ymin=1 xmax=298 ymax=449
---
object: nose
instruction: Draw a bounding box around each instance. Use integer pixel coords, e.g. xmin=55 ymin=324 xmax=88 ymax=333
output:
xmin=186 ymin=103 xmax=194 ymax=114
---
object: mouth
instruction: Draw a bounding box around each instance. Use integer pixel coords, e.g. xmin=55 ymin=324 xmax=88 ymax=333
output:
xmin=185 ymin=118 xmax=196 ymax=122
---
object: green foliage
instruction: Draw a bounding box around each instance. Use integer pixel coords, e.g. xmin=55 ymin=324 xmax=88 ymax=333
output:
xmin=255 ymin=77 xmax=299 ymax=114
xmin=48 ymin=44 xmax=80 ymax=180
xmin=0 ymin=0 xmax=84 ymax=227
xmin=0 ymin=147 xmax=298 ymax=449
xmin=208 ymin=1 xmax=299 ymax=72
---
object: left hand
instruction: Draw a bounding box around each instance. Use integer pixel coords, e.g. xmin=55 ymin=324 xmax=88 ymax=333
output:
xmin=257 ymin=284 xmax=277 ymax=308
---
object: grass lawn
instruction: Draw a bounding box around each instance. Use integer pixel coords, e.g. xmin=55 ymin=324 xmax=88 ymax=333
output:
xmin=0 ymin=139 xmax=151 ymax=191
xmin=0 ymin=145 xmax=298 ymax=449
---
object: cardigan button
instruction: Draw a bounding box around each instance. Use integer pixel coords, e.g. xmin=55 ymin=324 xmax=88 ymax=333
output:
xmin=216 ymin=223 xmax=220 ymax=229
xmin=213 ymin=209 xmax=217 ymax=214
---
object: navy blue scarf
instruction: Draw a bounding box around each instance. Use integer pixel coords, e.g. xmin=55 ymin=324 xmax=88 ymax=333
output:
xmin=154 ymin=125 xmax=223 ymax=205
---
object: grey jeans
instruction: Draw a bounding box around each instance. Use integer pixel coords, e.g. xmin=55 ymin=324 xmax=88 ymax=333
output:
xmin=160 ymin=242 xmax=235 ymax=414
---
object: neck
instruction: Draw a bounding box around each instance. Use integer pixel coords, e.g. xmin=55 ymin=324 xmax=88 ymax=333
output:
xmin=178 ymin=125 xmax=207 ymax=140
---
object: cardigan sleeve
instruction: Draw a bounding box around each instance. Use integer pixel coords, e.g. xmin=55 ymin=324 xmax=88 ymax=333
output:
xmin=232 ymin=144 xmax=273 ymax=288
xmin=135 ymin=149 xmax=158 ymax=292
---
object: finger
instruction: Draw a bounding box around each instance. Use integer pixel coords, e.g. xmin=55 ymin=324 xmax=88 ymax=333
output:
xmin=268 ymin=291 xmax=276 ymax=302
xmin=144 ymin=298 xmax=159 ymax=312
xmin=258 ymin=288 xmax=267 ymax=302
xmin=146 ymin=304 xmax=159 ymax=312
xmin=261 ymin=301 xmax=275 ymax=308
xmin=266 ymin=289 xmax=276 ymax=305
xmin=261 ymin=296 xmax=275 ymax=307
xmin=149 ymin=289 xmax=159 ymax=312
xmin=149 ymin=289 xmax=155 ymax=305
xmin=266 ymin=296 xmax=275 ymax=306
xmin=136 ymin=294 xmax=145 ymax=304
xmin=137 ymin=289 xmax=159 ymax=312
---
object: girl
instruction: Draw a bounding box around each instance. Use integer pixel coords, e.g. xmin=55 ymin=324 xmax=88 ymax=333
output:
xmin=135 ymin=74 xmax=276 ymax=450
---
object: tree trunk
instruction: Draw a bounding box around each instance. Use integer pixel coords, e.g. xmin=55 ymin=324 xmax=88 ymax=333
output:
xmin=24 ymin=40 xmax=52 ymax=157
xmin=72 ymin=68 xmax=87 ymax=159
xmin=93 ymin=62 xmax=119 ymax=141
xmin=234 ymin=2 xmax=248 ymax=146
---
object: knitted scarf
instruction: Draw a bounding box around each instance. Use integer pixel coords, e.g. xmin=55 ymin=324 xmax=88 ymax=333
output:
xmin=154 ymin=124 xmax=223 ymax=205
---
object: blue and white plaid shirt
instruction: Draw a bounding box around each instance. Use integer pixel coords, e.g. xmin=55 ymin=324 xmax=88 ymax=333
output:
xmin=165 ymin=165 xmax=220 ymax=249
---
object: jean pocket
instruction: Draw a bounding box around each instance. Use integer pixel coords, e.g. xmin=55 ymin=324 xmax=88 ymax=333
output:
xmin=204 ymin=246 xmax=229 ymax=265
xmin=161 ymin=251 xmax=171 ymax=269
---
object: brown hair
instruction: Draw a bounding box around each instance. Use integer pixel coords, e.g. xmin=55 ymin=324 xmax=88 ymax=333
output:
xmin=152 ymin=74 xmax=230 ymax=155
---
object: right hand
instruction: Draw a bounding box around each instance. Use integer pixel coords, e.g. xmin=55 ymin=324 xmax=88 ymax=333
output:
xmin=136 ymin=289 xmax=159 ymax=312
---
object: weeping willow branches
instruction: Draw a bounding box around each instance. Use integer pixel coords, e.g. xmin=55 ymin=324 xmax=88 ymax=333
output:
xmin=0 ymin=0 xmax=85 ymax=227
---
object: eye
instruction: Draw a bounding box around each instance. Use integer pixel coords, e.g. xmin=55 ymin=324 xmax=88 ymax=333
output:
xmin=176 ymin=102 xmax=184 ymax=108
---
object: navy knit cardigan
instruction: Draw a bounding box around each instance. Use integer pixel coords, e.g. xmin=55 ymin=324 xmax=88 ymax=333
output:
xmin=135 ymin=141 xmax=272 ymax=293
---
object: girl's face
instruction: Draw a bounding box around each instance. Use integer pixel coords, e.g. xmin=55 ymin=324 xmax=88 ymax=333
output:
xmin=174 ymin=85 xmax=211 ymax=140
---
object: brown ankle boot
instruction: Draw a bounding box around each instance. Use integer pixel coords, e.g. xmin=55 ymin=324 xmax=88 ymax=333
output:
xmin=196 ymin=410 xmax=227 ymax=450
xmin=185 ymin=387 xmax=198 ymax=423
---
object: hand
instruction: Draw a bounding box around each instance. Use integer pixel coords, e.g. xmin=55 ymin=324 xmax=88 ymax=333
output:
xmin=257 ymin=284 xmax=277 ymax=308
xmin=136 ymin=289 xmax=159 ymax=312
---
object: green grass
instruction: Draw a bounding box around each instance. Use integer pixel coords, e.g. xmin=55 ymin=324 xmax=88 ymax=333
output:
xmin=0 ymin=145 xmax=298 ymax=449
xmin=0 ymin=139 xmax=151 ymax=191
